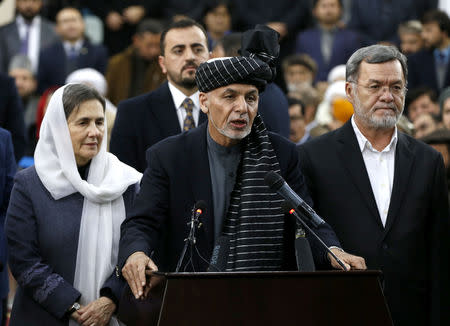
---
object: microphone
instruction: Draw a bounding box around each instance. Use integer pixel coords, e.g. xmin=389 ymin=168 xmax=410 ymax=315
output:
xmin=264 ymin=171 xmax=324 ymax=227
xmin=193 ymin=200 xmax=207 ymax=228
xmin=282 ymin=202 xmax=315 ymax=272
xmin=175 ymin=200 xmax=208 ymax=272
xmin=207 ymin=235 xmax=230 ymax=272
xmin=282 ymin=201 xmax=348 ymax=271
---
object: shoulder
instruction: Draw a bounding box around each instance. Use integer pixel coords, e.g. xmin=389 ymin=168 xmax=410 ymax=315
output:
xmin=117 ymin=82 xmax=168 ymax=110
xmin=299 ymin=128 xmax=340 ymax=152
xmin=408 ymin=49 xmax=433 ymax=63
xmin=268 ymin=131 xmax=295 ymax=156
xmin=0 ymin=127 xmax=11 ymax=142
xmin=399 ymin=132 xmax=440 ymax=157
xmin=0 ymin=22 xmax=15 ymax=32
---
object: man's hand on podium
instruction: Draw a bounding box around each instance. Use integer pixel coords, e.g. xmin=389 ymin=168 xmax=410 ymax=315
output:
xmin=122 ymin=251 xmax=159 ymax=300
xmin=328 ymin=248 xmax=367 ymax=271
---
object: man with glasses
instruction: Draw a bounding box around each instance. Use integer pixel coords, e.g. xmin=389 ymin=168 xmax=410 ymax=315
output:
xmin=298 ymin=44 xmax=449 ymax=326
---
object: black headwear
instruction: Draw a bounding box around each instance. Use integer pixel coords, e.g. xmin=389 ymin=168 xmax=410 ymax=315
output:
xmin=195 ymin=25 xmax=279 ymax=93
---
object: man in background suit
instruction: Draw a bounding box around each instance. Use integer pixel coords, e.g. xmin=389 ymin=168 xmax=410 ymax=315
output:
xmin=295 ymin=0 xmax=361 ymax=83
xmin=37 ymin=7 xmax=108 ymax=93
xmin=298 ymin=44 xmax=449 ymax=326
xmin=110 ymin=19 xmax=209 ymax=172
xmin=0 ymin=0 xmax=58 ymax=74
xmin=408 ymin=9 xmax=450 ymax=95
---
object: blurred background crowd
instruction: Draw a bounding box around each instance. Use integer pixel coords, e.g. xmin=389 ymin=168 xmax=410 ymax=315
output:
xmin=1 ymin=0 xmax=450 ymax=323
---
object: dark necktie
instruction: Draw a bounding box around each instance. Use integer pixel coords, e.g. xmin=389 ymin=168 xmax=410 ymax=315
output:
xmin=68 ymin=46 xmax=78 ymax=60
xmin=182 ymin=98 xmax=195 ymax=131
xmin=20 ymin=23 xmax=30 ymax=55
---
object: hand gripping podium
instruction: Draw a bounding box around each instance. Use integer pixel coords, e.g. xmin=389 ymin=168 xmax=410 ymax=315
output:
xmin=118 ymin=270 xmax=393 ymax=326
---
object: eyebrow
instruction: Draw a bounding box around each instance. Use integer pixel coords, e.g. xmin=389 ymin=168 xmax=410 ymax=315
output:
xmin=171 ymin=43 xmax=206 ymax=50
xmin=367 ymin=78 xmax=404 ymax=84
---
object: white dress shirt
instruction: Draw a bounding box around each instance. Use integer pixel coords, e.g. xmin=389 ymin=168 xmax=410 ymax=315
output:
xmin=16 ymin=15 xmax=41 ymax=73
xmin=351 ymin=116 xmax=398 ymax=227
xmin=168 ymin=81 xmax=201 ymax=130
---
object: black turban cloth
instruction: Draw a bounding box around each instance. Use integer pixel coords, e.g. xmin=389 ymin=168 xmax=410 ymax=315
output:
xmin=195 ymin=25 xmax=280 ymax=93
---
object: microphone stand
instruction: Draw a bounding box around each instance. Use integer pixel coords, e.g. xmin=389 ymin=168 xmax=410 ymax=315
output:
xmin=175 ymin=206 xmax=202 ymax=272
xmin=289 ymin=207 xmax=349 ymax=271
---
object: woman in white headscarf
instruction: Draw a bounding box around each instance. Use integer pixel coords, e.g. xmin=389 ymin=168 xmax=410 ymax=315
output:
xmin=6 ymin=84 xmax=142 ymax=326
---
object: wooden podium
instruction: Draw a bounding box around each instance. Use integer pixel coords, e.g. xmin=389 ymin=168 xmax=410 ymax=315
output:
xmin=118 ymin=270 xmax=393 ymax=326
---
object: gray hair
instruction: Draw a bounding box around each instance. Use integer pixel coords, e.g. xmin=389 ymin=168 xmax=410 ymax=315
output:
xmin=62 ymin=84 xmax=105 ymax=119
xmin=8 ymin=54 xmax=33 ymax=73
xmin=346 ymin=45 xmax=408 ymax=83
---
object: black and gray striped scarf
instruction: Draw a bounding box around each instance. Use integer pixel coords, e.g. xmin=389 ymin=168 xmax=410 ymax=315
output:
xmin=222 ymin=114 xmax=285 ymax=271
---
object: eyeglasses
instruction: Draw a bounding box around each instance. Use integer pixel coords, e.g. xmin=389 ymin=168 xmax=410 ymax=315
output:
xmin=351 ymin=82 xmax=407 ymax=97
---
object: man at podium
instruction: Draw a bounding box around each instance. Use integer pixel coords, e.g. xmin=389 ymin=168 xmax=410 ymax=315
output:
xmin=118 ymin=25 xmax=366 ymax=300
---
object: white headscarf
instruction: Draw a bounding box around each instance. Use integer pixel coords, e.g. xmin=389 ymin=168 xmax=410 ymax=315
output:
xmin=34 ymin=84 xmax=142 ymax=325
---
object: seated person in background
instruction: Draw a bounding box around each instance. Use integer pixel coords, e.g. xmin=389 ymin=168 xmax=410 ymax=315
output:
xmin=290 ymin=83 xmax=321 ymax=140
xmin=106 ymin=19 xmax=166 ymax=106
xmin=439 ymin=86 xmax=450 ymax=129
xmin=201 ymin=0 xmax=232 ymax=51
xmin=413 ymin=112 xmax=439 ymax=138
xmin=8 ymin=55 xmax=39 ymax=158
xmin=398 ymin=20 xmax=424 ymax=55
xmin=119 ymin=26 xmax=366 ymax=299
xmin=282 ymin=53 xmax=318 ymax=96
xmin=405 ymin=86 xmax=440 ymax=122
xmin=288 ymin=97 xmax=308 ymax=144
xmin=6 ymin=84 xmax=142 ymax=325
xmin=295 ymin=0 xmax=361 ymax=83
xmin=37 ymin=7 xmax=108 ymax=93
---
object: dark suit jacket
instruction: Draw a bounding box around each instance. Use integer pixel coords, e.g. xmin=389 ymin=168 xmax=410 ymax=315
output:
xmin=298 ymin=120 xmax=450 ymax=326
xmin=0 ymin=128 xmax=15 ymax=300
xmin=37 ymin=39 xmax=108 ymax=93
xmin=0 ymin=16 xmax=58 ymax=73
xmin=348 ymin=0 xmax=420 ymax=45
xmin=110 ymin=82 xmax=207 ymax=173
xmin=295 ymin=27 xmax=361 ymax=82
xmin=0 ymin=73 xmax=26 ymax=161
xmin=6 ymin=167 xmax=135 ymax=325
xmin=259 ymin=82 xmax=290 ymax=139
xmin=118 ymin=122 xmax=341 ymax=273
xmin=408 ymin=49 xmax=450 ymax=95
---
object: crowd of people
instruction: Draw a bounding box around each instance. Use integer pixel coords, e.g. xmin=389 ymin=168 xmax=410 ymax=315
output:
xmin=0 ymin=0 xmax=449 ymax=326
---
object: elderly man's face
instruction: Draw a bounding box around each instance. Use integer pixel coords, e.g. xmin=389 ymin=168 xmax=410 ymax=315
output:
xmin=200 ymin=83 xmax=259 ymax=147
xmin=346 ymin=60 xmax=405 ymax=130
xmin=159 ymin=26 xmax=209 ymax=92
xmin=9 ymin=68 xmax=37 ymax=98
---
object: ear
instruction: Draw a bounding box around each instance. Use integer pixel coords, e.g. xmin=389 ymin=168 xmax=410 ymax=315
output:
xmin=199 ymin=92 xmax=209 ymax=114
xmin=345 ymin=81 xmax=355 ymax=103
xmin=158 ymin=55 xmax=167 ymax=74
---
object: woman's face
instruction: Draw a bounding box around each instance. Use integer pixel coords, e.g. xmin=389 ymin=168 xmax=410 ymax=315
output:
xmin=67 ymin=99 xmax=105 ymax=166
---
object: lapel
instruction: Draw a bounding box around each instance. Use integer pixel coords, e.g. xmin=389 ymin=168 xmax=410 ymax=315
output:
xmin=311 ymin=29 xmax=325 ymax=67
xmin=383 ymin=133 xmax=414 ymax=235
xmin=77 ymin=39 xmax=91 ymax=67
xmin=335 ymin=121 xmax=384 ymax=228
xmin=149 ymin=82 xmax=182 ymax=136
xmin=9 ymin=23 xmax=21 ymax=53
xmin=185 ymin=123 xmax=215 ymax=252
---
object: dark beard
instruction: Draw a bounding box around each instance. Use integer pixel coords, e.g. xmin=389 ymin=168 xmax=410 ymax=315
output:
xmin=180 ymin=77 xmax=197 ymax=90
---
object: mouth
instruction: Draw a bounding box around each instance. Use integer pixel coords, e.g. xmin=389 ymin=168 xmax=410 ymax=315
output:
xmin=84 ymin=142 xmax=98 ymax=147
xmin=229 ymin=119 xmax=248 ymax=129
xmin=183 ymin=65 xmax=197 ymax=73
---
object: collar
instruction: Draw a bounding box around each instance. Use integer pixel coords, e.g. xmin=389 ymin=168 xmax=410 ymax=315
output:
xmin=434 ymin=45 xmax=450 ymax=63
xmin=168 ymin=81 xmax=200 ymax=109
xmin=351 ymin=115 xmax=398 ymax=153
xmin=63 ymin=39 xmax=84 ymax=53
xmin=16 ymin=14 xmax=40 ymax=27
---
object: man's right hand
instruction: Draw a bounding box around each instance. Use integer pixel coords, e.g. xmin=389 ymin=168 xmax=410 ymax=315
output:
xmin=122 ymin=251 xmax=158 ymax=299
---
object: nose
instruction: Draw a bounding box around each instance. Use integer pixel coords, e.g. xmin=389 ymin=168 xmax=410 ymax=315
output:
xmin=234 ymin=95 xmax=249 ymax=114
xmin=185 ymin=47 xmax=196 ymax=61
xmin=87 ymin=122 xmax=102 ymax=137
xmin=378 ymin=86 xmax=395 ymax=102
